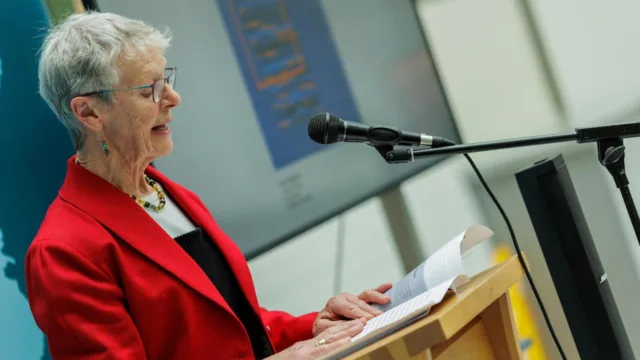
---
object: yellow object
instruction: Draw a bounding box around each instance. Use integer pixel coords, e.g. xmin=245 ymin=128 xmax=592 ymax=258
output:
xmin=494 ymin=244 xmax=548 ymax=360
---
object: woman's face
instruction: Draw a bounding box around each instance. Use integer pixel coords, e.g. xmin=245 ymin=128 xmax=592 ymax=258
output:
xmin=101 ymin=50 xmax=181 ymax=164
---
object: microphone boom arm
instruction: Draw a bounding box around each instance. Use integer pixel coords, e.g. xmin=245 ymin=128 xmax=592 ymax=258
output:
xmin=376 ymin=121 xmax=640 ymax=245
xmin=383 ymin=122 xmax=640 ymax=163
xmin=383 ymin=132 xmax=578 ymax=163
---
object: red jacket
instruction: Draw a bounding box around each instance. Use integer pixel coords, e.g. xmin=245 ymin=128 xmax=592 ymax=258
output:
xmin=25 ymin=157 xmax=317 ymax=360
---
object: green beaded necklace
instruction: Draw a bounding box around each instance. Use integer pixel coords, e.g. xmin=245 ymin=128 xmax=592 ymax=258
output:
xmin=74 ymin=157 xmax=166 ymax=212
xmin=131 ymin=176 xmax=166 ymax=212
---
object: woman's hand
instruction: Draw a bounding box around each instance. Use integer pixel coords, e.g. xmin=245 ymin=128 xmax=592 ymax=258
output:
xmin=312 ymin=283 xmax=392 ymax=337
xmin=270 ymin=319 xmax=366 ymax=360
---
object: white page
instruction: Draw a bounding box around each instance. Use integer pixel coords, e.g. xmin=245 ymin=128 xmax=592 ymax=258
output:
xmin=423 ymin=224 xmax=493 ymax=290
xmin=375 ymin=261 xmax=427 ymax=312
xmin=352 ymin=277 xmax=457 ymax=342
xmin=375 ymin=225 xmax=492 ymax=312
xmin=460 ymin=224 xmax=493 ymax=253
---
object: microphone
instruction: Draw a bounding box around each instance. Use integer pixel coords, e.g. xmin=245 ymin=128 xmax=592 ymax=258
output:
xmin=307 ymin=112 xmax=455 ymax=148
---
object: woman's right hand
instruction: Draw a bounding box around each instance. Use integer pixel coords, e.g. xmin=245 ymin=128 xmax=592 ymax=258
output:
xmin=271 ymin=318 xmax=366 ymax=360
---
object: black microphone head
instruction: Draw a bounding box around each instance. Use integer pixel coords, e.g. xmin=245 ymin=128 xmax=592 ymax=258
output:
xmin=308 ymin=113 xmax=343 ymax=144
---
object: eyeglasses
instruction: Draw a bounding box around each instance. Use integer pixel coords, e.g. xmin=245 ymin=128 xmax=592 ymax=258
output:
xmin=76 ymin=67 xmax=177 ymax=103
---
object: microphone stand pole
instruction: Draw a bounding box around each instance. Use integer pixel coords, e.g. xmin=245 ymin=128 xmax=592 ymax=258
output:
xmin=375 ymin=122 xmax=640 ymax=246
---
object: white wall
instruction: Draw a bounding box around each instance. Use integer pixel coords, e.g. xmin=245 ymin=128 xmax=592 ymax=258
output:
xmin=250 ymin=0 xmax=640 ymax=359
xmin=526 ymin=0 xmax=640 ymax=127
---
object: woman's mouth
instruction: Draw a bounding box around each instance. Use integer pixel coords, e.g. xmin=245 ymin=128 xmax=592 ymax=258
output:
xmin=152 ymin=124 xmax=169 ymax=131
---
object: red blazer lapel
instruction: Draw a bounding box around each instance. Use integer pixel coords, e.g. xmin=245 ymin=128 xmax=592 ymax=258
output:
xmin=147 ymin=166 xmax=263 ymax=316
xmin=58 ymin=157 xmax=235 ymax=317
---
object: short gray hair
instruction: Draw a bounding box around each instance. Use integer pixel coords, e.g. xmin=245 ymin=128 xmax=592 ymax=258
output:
xmin=38 ymin=11 xmax=172 ymax=150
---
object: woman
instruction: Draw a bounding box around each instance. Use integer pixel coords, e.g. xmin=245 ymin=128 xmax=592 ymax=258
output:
xmin=26 ymin=11 xmax=392 ymax=360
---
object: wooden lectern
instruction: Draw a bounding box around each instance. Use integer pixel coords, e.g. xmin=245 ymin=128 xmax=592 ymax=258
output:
xmin=323 ymin=254 xmax=526 ymax=360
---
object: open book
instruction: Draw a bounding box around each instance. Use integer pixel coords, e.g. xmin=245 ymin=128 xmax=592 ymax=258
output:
xmin=352 ymin=224 xmax=493 ymax=341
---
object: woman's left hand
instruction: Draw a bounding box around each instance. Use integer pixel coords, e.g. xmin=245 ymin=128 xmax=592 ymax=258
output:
xmin=312 ymin=282 xmax=393 ymax=337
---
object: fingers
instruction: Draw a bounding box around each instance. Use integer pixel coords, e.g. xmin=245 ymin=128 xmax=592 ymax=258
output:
xmin=373 ymin=282 xmax=393 ymax=293
xmin=319 ymin=337 xmax=351 ymax=354
xmin=318 ymin=318 xmax=365 ymax=344
xmin=338 ymin=318 xmax=366 ymax=338
xmin=358 ymin=288 xmax=391 ymax=305
xmin=313 ymin=317 xmax=346 ymax=336
xmin=318 ymin=318 xmax=365 ymax=338
xmin=330 ymin=294 xmax=381 ymax=320
xmin=307 ymin=320 xmax=365 ymax=358
xmin=346 ymin=294 xmax=384 ymax=318
xmin=320 ymin=319 xmax=348 ymax=330
xmin=328 ymin=296 xmax=371 ymax=320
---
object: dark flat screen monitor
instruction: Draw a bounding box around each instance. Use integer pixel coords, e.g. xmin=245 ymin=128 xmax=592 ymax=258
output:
xmin=516 ymin=154 xmax=634 ymax=359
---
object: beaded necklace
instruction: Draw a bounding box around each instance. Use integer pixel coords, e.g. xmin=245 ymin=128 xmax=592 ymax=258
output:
xmin=131 ymin=176 xmax=166 ymax=212
xmin=74 ymin=157 xmax=166 ymax=212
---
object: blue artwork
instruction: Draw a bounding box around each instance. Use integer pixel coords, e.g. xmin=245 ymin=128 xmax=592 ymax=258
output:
xmin=216 ymin=0 xmax=362 ymax=169
xmin=0 ymin=1 xmax=74 ymax=358
xmin=0 ymin=229 xmax=44 ymax=359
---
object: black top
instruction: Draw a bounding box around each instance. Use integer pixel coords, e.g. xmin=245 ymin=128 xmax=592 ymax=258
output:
xmin=174 ymin=227 xmax=273 ymax=359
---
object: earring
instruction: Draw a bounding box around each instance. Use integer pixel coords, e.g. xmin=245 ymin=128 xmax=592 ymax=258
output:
xmin=98 ymin=132 xmax=110 ymax=158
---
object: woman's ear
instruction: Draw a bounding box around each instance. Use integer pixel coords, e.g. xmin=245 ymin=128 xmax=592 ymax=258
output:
xmin=70 ymin=96 xmax=103 ymax=132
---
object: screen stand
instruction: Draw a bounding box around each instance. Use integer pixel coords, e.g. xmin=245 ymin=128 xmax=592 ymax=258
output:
xmin=598 ymin=138 xmax=640 ymax=245
xmin=379 ymin=186 xmax=426 ymax=273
